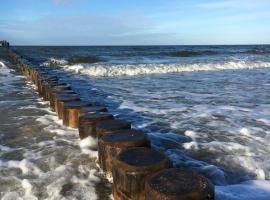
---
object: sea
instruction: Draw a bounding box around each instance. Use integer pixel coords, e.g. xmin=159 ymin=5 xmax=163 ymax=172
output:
xmin=1 ymin=45 xmax=270 ymax=200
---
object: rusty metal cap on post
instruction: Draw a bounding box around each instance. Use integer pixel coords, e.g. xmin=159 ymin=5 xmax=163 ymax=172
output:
xmin=145 ymin=168 xmax=214 ymax=200
xmin=79 ymin=112 xmax=114 ymax=123
xmin=100 ymin=129 xmax=148 ymax=148
xmin=115 ymin=147 xmax=169 ymax=172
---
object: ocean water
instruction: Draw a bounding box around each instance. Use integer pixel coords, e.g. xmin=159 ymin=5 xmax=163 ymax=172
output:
xmin=1 ymin=45 xmax=270 ymax=199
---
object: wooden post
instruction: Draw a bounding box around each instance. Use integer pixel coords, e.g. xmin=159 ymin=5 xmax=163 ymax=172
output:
xmin=112 ymin=147 xmax=170 ymax=200
xmin=79 ymin=106 xmax=108 ymax=116
xmin=36 ymin=72 xmax=51 ymax=94
xmin=39 ymin=76 xmax=58 ymax=98
xmin=78 ymin=113 xmax=114 ymax=139
xmin=47 ymin=85 xmax=72 ymax=110
xmin=63 ymin=101 xmax=92 ymax=128
xmin=51 ymin=91 xmax=77 ymax=113
xmin=96 ymin=119 xmax=131 ymax=138
xmin=98 ymin=129 xmax=148 ymax=176
xmin=145 ymin=168 xmax=214 ymax=200
xmin=55 ymin=95 xmax=81 ymax=119
xmin=45 ymin=83 xmax=70 ymax=102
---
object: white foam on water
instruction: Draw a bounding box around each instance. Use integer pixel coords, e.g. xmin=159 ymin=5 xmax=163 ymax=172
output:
xmin=119 ymin=99 xmax=167 ymax=115
xmin=0 ymin=159 xmax=43 ymax=176
xmin=44 ymin=58 xmax=69 ymax=66
xmin=0 ymin=61 xmax=103 ymax=200
xmin=0 ymin=60 xmax=23 ymax=93
xmin=165 ymin=148 xmax=227 ymax=185
xmin=184 ymin=130 xmax=200 ymax=140
xmin=79 ymin=136 xmax=98 ymax=158
xmin=49 ymin=60 xmax=270 ymax=77
xmin=215 ymin=180 xmax=270 ymax=200
xmin=34 ymin=107 xmax=98 ymax=157
xmin=36 ymin=140 xmax=56 ymax=147
xmin=0 ymin=144 xmax=14 ymax=152
xmin=181 ymin=129 xmax=268 ymax=180
xmin=2 ymin=192 xmax=23 ymax=200
xmin=25 ymin=112 xmax=100 ymax=199
xmin=21 ymin=179 xmax=38 ymax=200
xmin=43 ymin=164 xmax=99 ymax=200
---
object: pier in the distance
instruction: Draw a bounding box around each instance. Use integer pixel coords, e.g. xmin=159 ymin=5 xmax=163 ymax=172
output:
xmin=0 ymin=40 xmax=10 ymax=48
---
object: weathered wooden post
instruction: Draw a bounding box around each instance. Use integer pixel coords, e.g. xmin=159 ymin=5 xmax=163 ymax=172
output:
xmin=78 ymin=113 xmax=114 ymax=139
xmin=98 ymin=129 xmax=148 ymax=176
xmin=51 ymin=91 xmax=78 ymax=113
xmin=39 ymin=76 xmax=58 ymax=98
xmin=55 ymin=95 xmax=81 ymax=119
xmin=145 ymin=168 xmax=214 ymax=200
xmin=45 ymin=83 xmax=70 ymax=101
xmin=47 ymin=85 xmax=72 ymax=110
xmin=96 ymin=119 xmax=131 ymax=138
xmin=37 ymin=73 xmax=56 ymax=95
xmin=78 ymin=106 xmax=108 ymax=116
xmin=112 ymin=147 xmax=170 ymax=200
xmin=63 ymin=101 xmax=92 ymax=128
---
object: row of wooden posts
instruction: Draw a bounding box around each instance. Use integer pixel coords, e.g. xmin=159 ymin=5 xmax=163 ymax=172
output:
xmin=8 ymin=49 xmax=215 ymax=200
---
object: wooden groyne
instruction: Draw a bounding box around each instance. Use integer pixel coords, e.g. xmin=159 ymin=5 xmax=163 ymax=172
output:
xmin=7 ymin=47 xmax=215 ymax=200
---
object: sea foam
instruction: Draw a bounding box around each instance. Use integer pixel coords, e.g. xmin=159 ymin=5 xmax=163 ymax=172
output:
xmin=46 ymin=59 xmax=270 ymax=77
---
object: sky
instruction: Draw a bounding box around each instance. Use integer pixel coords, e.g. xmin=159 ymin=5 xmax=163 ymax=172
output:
xmin=0 ymin=0 xmax=270 ymax=45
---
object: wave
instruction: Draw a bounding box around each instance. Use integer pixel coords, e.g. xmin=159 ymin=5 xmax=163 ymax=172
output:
xmin=45 ymin=58 xmax=68 ymax=66
xmin=246 ymin=48 xmax=270 ymax=55
xmin=68 ymin=55 xmax=103 ymax=64
xmin=165 ymin=48 xmax=270 ymax=57
xmin=53 ymin=60 xmax=270 ymax=77
xmin=167 ymin=50 xmax=218 ymax=57
xmin=45 ymin=56 xmax=102 ymax=66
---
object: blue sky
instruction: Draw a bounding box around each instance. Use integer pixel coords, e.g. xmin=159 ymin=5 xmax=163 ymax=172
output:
xmin=1 ymin=0 xmax=270 ymax=45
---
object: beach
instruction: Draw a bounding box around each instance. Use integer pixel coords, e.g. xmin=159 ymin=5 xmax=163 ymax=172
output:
xmin=1 ymin=45 xmax=270 ymax=199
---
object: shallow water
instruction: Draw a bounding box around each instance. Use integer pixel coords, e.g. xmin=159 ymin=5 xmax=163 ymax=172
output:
xmin=2 ymin=45 xmax=270 ymax=199
xmin=0 ymin=48 xmax=111 ymax=200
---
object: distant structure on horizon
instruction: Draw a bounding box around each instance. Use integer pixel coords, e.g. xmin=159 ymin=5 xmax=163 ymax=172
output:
xmin=0 ymin=40 xmax=10 ymax=47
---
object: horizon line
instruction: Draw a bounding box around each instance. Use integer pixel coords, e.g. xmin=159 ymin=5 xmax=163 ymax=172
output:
xmin=8 ymin=43 xmax=270 ymax=47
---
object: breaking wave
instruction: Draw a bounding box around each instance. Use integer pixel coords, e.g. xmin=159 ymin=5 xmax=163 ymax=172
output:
xmin=46 ymin=59 xmax=270 ymax=77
